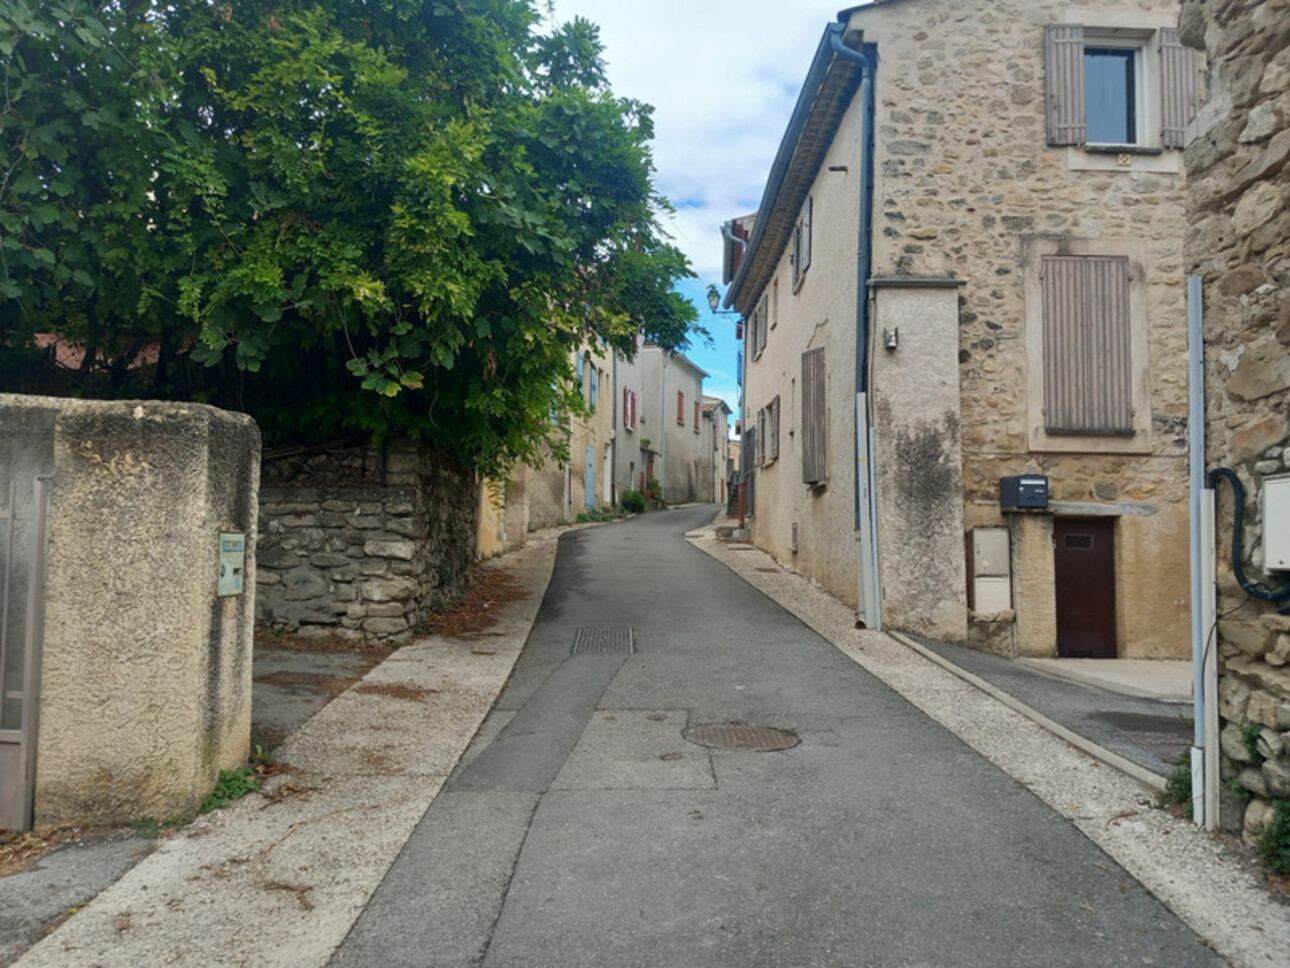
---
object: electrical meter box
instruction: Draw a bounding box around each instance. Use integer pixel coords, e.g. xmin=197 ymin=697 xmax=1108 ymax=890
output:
xmin=1264 ymin=476 xmax=1290 ymax=573
xmin=218 ymin=532 xmax=246 ymax=596
xmin=1000 ymin=475 xmax=1049 ymax=510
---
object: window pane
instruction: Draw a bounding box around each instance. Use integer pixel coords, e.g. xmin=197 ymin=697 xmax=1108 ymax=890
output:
xmin=1084 ymin=48 xmax=1136 ymax=144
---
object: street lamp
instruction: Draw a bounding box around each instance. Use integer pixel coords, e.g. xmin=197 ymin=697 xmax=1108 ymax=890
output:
xmin=706 ymin=284 xmax=740 ymax=315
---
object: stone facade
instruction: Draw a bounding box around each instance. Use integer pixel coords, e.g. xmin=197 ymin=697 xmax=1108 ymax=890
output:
xmin=727 ymin=0 xmax=1197 ymax=656
xmin=1180 ymin=0 xmax=1290 ymax=837
xmin=257 ymin=440 xmax=475 ymax=639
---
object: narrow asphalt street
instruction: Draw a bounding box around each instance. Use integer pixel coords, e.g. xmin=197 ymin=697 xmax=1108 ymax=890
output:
xmin=332 ymin=506 xmax=1220 ymax=968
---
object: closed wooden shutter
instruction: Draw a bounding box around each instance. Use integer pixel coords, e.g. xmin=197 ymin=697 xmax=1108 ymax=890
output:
xmin=756 ymin=407 xmax=767 ymax=465
xmin=769 ymin=395 xmax=781 ymax=461
xmin=744 ymin=427 xmax=756 ymax=515
xmin=1160 ymin=27 xmax=1201 ymax=149
xmin=753 ymin=298 xmax=763 ymax=358
xmin=694 ymin=400 xmax=700 ymax=433
xmin=1046 ymin=24 xmax=1086 ymax=146
xmin=801 ymin=347 xmax=826 ymax=483
xmin=800 ymin=195 xmax=812 ymax=274
xmin=677 ymin=390 xmax=684 ymax=425
xmin=1041 ymin=255 xmax=1133 ymax=434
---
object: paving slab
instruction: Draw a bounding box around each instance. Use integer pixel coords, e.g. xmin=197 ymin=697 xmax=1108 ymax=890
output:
xmin=10 ymin=530 xmax=560 ymax=968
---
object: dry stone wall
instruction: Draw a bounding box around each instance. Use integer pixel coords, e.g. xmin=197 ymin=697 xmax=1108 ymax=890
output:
xmin=257 ymin=440 xmax=475 ymax=639
xmin=1181 ymin=0 xmax=1290 ymax=837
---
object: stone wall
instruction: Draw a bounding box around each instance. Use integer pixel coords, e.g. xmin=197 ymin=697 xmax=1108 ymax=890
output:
xmin=257 ymin=441 xmax=476 ymax=639
xmin=842 ymin=0 xmax=1194 ymax=657
xmin=1181 ymin=0 xmax=1290 ymax=837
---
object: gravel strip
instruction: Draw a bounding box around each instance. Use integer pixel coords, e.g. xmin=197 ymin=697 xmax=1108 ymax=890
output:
xmin=689 ymin=523 xmax=1290 ymax=968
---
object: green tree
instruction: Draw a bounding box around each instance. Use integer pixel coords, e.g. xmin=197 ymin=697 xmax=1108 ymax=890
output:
xmin=1 ymin=0 xmax=701 ymax=476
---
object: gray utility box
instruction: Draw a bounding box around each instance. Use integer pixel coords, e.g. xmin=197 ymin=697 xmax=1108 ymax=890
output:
xmin=1000 ymin=475 xmax=1049 ymax=510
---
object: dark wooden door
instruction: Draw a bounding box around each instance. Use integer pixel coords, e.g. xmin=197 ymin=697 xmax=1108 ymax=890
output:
xmin=1054 ymin=518 xmax=1116 ymax=658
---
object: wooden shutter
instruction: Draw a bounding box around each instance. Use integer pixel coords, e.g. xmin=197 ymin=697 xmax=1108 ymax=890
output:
xmin=769 ymin=395 xmax=781 ymax=461
xmin=744 ymin=426 xmax=756 ymax=515
xmin=590 ymin=366 xmax=598 ymax=406
xmin=758 ymin=294 xmax=769 ymax=356
xmin=756 ymin=408 xmax=767 ymax=465
xmin=801 ymin=348 xmax=826 ymax=483
xmin=1160 ymin=27 xmax=1201 ymax=149
xmin=694 ymin=400 xmax=700 ymax=433
xmin=800 ymin=195 xmax=812 ymax=275
xmin=677 ymin=390 xmax=684 ymax=425
xmin=1041 ymin=255 xmax=1133 ymax=434
xmin=1046 ymin=24 xmax=1086 ymax=146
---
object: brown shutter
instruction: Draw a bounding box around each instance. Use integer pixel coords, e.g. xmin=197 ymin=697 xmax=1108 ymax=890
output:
xmin=756 ymin=407 xmax=767 ymax=465
xmin=800 ymin=195 xmax=813 ymax=274
xmin=1042 ymin=255 xmax=1132 ymax=434
xmin=1046 ymin=24 xmax=1086 ymax=146
xmin=801 ymin=347 xmax=826 ymax=483
xmin=770 ymin=395 xmax=781 ymax=461
xmin=758 ymin=294 xmax=769 ymax=356
xmin=1160 ymin=27 xmax=1201 ymax=149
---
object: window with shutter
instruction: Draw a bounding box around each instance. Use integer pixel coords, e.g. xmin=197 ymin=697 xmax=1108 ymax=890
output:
xmin=756 ymin=407 xmax=767 ymax=466
xmin=791 ymin=196 xmax=813 ymax=291
xmin=758 ymin=294 xmax=769 ymax=356
xmin=677 ymin=390 xmax=684 ymax=425
xmin=1044 ymin=23 xmax=1201 ymax=150
xmin=1041 ymin=255 xmax=1133 ymax=435
xmin=801 ymin=348 xmax=826 ymax=484
xmin=694 ymin=400 xmax=700 ymax=434
xmin=768 ymin=395 xmax=780 ymax=462
xmin=590 ymin=365 xmax=598 ymax=407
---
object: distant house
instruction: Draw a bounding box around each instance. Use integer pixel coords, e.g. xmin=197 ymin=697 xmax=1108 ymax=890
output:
xmin=702 ymin=396 xmax=733 ymax=504
xmin=617 ymin=344 xmax=709 ymax=504
xmin=721 ymin=0 xmax=1201 ymax=658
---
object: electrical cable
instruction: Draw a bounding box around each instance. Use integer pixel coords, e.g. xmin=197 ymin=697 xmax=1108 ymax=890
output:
xmin=1207 ymin=467 xmax=1290 ymax=614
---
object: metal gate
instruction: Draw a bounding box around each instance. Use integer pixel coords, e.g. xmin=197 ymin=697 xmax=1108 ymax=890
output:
xmin=0 ymin=478 xmax=50 ymax=832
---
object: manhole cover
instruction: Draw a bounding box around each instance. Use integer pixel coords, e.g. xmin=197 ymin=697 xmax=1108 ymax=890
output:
xmin=572 ymin=626 xmax=634 ymax=655
xmin=683 ymin=723 xmax=799 ymax=752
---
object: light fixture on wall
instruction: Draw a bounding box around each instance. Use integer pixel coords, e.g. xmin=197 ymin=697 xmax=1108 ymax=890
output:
xmin=706 ymin=284 xmax=740 ymax=316
xmin=882 ymin=327 xmax=899 ymax=350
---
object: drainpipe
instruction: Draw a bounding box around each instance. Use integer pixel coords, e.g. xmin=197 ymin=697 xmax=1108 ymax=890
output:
xmin=1188 ymin=274 xmax=1219 ymax=830
xmin=828 ymin=23 xmax=881 ymax=626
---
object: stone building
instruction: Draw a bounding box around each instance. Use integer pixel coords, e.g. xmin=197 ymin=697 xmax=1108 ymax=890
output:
xmin=721 ymin=0 xmax=1201 ymax=657
xmin=702 ymin=396 xmax=734 ymax=504
xmin=631 ymin=345 xmax=709 ymax=504
xmin=1180 ymin=0 xmax=1290 ymax=836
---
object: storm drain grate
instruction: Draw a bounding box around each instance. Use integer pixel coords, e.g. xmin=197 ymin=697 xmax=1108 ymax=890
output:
xmin=572 ymin=626 xmax=634 ymax=655
xmin=683 ymin=723 xmax=799 ymax=752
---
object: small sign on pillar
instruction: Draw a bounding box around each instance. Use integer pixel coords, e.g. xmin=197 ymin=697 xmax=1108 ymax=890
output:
xmin=218 ymin=532 xmax=246 ymax=596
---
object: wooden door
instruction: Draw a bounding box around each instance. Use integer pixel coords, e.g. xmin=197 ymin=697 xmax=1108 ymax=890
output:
xmin=1054 ymin=518 xmax=1116 ymax=658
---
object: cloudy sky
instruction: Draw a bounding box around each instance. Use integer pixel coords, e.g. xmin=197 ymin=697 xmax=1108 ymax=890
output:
xmin=545 ymin=1 xmax=855 ymax=413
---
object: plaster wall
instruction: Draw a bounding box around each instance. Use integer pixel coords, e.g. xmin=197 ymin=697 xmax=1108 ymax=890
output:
xmin=614 ymin=349 xmax=644 ymax=497
xmin=742 ymin=99 xmax=864 ymax=608
xmin=870 ymin=285 xmax=968 ymax=641
xmin=638 ymin=346 xmax=707 ymax=503
xmin=477 ymin=468 xmax=529 ymax=558
xmin=841 ymin=0 xmax=1193 ymax=657
xmin=0 ymin=395 xmax=258 ymax=828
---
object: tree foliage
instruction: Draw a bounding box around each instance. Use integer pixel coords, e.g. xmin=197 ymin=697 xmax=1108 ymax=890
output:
xmin=1 ymin=0 xmax=701 ymax=475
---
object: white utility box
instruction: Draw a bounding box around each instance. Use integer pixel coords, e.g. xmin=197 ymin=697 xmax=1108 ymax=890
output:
xmin=1264 ymin=476 xmax=1290 ymax=572
xmin=971 ymin=527 xmax=1012 ymax=614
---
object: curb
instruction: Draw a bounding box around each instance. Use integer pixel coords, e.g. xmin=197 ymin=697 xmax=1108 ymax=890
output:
xmin=886 ymin=630 xmax=1167 ymax=793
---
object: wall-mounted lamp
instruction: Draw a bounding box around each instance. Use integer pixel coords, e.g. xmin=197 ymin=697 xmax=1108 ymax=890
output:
xmin=706 ymin=284 xmax=740 ymax=316
xmin=882 ymin=327 xmax=899 ymax=350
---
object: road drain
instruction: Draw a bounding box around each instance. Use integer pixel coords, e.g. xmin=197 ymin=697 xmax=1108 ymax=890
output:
xmin=572 ymin=626 xmax=634 ymax=655
xmin=683 ymin=723 xmax=799 ymax=752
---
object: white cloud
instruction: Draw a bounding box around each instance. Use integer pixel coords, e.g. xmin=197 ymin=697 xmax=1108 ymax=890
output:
xmin=544 ymin=1 xmax=847 ymax=281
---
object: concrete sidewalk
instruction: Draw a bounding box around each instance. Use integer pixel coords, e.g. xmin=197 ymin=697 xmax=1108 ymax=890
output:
xmin=687 ymin=514 xmax=1289 ymax=968
xmin=8 ymin=510 xmax=1288 ymax=967
xmin=9 ymin=531 xmax=560 ymax=968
